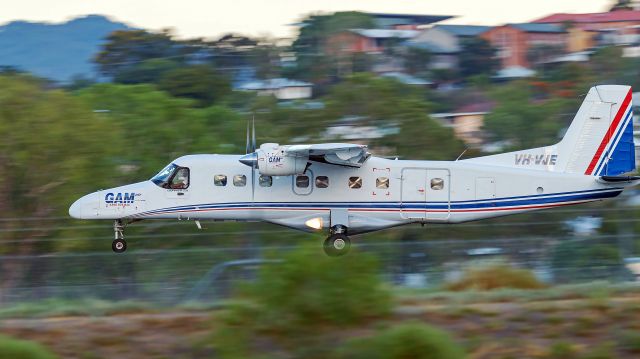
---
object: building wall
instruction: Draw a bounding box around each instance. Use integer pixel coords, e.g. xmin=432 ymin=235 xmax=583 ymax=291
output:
xmin=567 ymin=28 xmax=596 ymax=52
xmin=326 ymin=32 xmax=379 ymax=55
xmin=412 ymin=27 xmax=461 ymax=52
xmin=481 ymin=26 xmax=566 ymax=68
xmin=453 ymin=114 xmax=485 ymax=146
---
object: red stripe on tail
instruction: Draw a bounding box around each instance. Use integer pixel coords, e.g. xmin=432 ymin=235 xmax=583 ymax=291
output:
xmin=584 ymin=89 xmax=632 ymax=175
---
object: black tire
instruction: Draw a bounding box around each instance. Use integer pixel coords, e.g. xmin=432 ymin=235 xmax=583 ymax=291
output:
xmin=323 ymin=234 xmax=351 ymax=257
xmin=112 ymin=239 xmax=127 ymax=253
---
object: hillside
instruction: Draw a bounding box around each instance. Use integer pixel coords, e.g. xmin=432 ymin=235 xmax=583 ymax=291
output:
xmin=0 ymin=14 xmax=131 ymax=81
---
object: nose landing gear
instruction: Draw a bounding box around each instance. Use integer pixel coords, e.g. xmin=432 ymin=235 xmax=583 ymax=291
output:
xmin=112 ymin=219 xmax=127 ymax=253
xmin=324 ymin=225 xmax=351 ymax=257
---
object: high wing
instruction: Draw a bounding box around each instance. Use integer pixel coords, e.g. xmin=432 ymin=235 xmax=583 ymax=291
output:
xmin=285 ymin=143 xmax=371 ymax=167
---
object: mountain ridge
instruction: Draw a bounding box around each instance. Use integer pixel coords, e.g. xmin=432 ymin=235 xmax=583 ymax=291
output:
xmin=0 ymin=14 xmax=133 ymax=82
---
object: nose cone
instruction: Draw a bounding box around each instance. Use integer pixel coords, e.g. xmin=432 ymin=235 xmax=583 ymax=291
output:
xmin=239 ymin=152 xmax=258 ymax=167
xmin=69 ymin=193 xmax=98 ymax=219
xmin=69 ymin=199 xmax=82 ymax=219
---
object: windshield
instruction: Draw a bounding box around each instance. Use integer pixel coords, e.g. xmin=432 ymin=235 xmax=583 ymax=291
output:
xmin=151 ymin=163 xmax=178 ymax=187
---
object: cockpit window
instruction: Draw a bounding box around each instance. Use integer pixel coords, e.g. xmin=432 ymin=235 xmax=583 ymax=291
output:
xmin=170 ymin=168 xmax=190 ymax=189
xmin=151 ymin=163 xmax=178 ymax=187
xmin=151 ymin=163 xmax=190 ymax=189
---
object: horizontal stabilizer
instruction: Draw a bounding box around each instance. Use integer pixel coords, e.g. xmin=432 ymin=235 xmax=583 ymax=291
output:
xmin=599 ymin=175 xmax=640 ymax=183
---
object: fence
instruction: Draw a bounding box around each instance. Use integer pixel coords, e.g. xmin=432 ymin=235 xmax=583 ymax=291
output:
xmin=0 ymin=233 xmax=635 ymax=306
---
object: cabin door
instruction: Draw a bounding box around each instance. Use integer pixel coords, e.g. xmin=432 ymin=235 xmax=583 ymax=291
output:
xmin=425 ymin=169 xmax=450 ymax=221
xmin=401 ymin=168 xmax=427 ymax=219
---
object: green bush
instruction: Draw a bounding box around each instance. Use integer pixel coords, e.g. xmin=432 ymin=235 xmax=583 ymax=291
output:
xmin=245 ymin=244 xmax=391 ymax=331
xmin=0 ymin=335 xmax=58 ymax=359
xmin=210 ymin=244 xmax=391 ymax=358
xmin=335 ymin=321 xmax=465 ymax=359
xmin=619 ymin=330 xmax=640 ymax=353
xmin=446 ymin=264 xmax=546 ymax=291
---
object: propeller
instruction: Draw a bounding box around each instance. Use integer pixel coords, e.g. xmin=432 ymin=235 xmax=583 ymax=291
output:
xmin=240 ymin=115 xmax=258 ymax=168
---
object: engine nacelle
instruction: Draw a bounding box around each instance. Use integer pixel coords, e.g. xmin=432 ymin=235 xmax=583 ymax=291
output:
xmin=256 ymin=144 xmax=308 ymax=176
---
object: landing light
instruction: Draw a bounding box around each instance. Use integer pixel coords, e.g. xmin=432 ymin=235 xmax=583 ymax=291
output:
xmin=305 ymin=217 xmax=323 ymax=230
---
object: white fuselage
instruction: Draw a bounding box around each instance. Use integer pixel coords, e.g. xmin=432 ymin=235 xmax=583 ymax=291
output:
xmin=70 ymin=154 xmax=626 ymax=235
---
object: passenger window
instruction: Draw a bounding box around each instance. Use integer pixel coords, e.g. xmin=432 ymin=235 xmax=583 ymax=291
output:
xmin=169 ymin=168 xmax=189 ymax=189
xmin=348 ymin=177 xmax=362 ymax=189
xmin=316 ymin=176 xmax=329 ymax=188
xmin=259 ymin=175 xmax=272 ymax=187
xmin=233 ymin=175 xmax=247 ymax=187
xmin=431 ymin=178 xmax=444 ymax=190
xmin=214 ymin=174 xmax=227 ymax=186
xmin=376 ymin=177 xmax=389 ymax=189
xmin=296 ymin=175 xmax=310 ymax=188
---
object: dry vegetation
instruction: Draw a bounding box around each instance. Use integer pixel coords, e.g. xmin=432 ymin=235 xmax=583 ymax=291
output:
xmin=0 ymin=290 xmax=639 ymax=358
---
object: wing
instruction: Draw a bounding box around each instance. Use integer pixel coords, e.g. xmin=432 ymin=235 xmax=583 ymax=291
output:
xmin=285 ymin=143 xmax=371 ymax=167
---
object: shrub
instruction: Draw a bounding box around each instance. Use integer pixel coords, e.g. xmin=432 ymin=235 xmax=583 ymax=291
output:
xmin=446 ymin=264 xmax=546 ymax=291
xmin=546 ymin=341 xmax=578 ymax=358
xmin=335 ymin=321 xmax=465 ymax=359
xmin=210 ymin=244 xmax=392 ymax=358
xmin=245 ymin=244 xmax=391 ymax=331
xmin=0 ymin=335 xmax=58 ymax=359
xmin=619 ymin=330 xmax=640 ymax=353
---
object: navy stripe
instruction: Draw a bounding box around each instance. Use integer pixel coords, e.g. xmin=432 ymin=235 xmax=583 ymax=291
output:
xmin=138 ymin=187 xmax=623 ymax=216
xmin=136 ymin=188 xmax=622 ymax=216
xmin=595 ymin=109 xmax=633 ymax=175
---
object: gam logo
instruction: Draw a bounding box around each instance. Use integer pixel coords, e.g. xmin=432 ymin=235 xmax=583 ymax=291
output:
xmin=105 ymin=192 xmax=136 ymax=204
xmin=268 ymin=156 xmax=282 ymax=163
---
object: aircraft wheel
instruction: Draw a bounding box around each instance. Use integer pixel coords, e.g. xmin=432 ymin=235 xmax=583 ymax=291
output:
xmin=323 ymin=233 xmax=351 ymax=257
xmin=112 ymin=239 xmax=127 ymax=253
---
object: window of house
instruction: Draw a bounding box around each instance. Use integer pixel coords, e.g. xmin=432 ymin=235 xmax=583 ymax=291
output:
xmin=233 ymin=174 xmax=247 ymax=187
xmin=296 ymin=175 xmax=310 ymax=188
xmin=431 ymin=178 xmax=444 ymax=190
xmin=376 ymin=177 xmax=389 ymax=189
xmin=348 ymin=176 xmax=362 ymax=189
xmin=259 ymin=175 xmax=272 ymax=187
xmin=214 ymin=174 xmax=227 ymax=186
xmin=315 ymin=176 xmax=329 ymax=188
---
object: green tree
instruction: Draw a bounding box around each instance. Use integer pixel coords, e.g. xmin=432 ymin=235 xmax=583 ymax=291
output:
xmin=483 ymin=81 xmax=573 ymax=149
xmin=0 ymin=335 xmax=59 ymax=359
xmin=336 ymin=322 xmax=465 ymax=359
xmin=403 ymin=46 xmax=432 ymax=76
xmin=610 ymin=0 xmax=635 ymax=11
xmin=459 ymin=38 xmax=499 ymax=77
xmin=290 ymin=12 xmax=374 ymax=82
xmin=324 ymin=73 xmax=464 ymax=160
xmin=211 ymin=244 xmax=391 ymax=358
xmin=95 ymin=29 xmax=178 ymax=78
xmin=158 ymin=65 xmax=231 ymax=107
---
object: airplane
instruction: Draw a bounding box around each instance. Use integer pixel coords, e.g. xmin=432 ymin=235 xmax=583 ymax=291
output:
xmin=70 ymin=85 xmax=640 ymax=256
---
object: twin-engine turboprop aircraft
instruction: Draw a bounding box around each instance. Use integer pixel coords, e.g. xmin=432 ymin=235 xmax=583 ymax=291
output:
xmin=70 ymin=85 xmax=639 ymax=256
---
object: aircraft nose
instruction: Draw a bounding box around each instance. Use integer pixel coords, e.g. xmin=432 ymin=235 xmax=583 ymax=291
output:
xmin=69 ymin=193 xmax=98 ymax=219
xmin=69 ymin=199 xmax=82 ymax=219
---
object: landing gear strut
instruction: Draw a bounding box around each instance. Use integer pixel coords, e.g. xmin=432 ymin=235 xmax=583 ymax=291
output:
xmin=112 ymin=219 xmax=127 ymax=253
xmin=324 ymin=225 xmax=351 ymax=257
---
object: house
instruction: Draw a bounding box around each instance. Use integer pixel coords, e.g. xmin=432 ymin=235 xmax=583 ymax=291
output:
xmin=326 ymin=29 xmax=419 ymax=55
xmin=380 ymin=72 xmax=432 ymax=86
xmin=533 ymin=10 xmax=640 ymax=51
xmin=480 ymin=23 xmax=566 ymax=69
xmin=368 ymin=13 xmax=454 ymax=30
xmin=407 ymin=25 xmax=492 ymax=69
xmin=237 ymin=78 xmax=313 ymax=100
xmin=430 ymin=101 xmax=495 ymax=147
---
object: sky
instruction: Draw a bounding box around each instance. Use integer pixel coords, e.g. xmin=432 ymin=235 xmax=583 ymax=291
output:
xmin=0 ymin=0 xmax=614 ymax=40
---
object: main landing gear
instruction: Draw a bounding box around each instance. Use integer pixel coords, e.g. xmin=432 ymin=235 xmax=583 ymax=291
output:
xmin=324 ymin=225 xmax=351 ymax=257
xmin=112 ymin=219 xmax=127 ymax=253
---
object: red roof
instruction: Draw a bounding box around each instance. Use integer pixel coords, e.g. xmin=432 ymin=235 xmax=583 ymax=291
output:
xmin=533 ymin=10 xmax=640 ymax=24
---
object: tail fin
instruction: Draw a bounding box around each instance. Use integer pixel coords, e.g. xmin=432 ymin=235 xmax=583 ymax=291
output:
xmin=466 ymin=85 xmax=636 ymax=176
